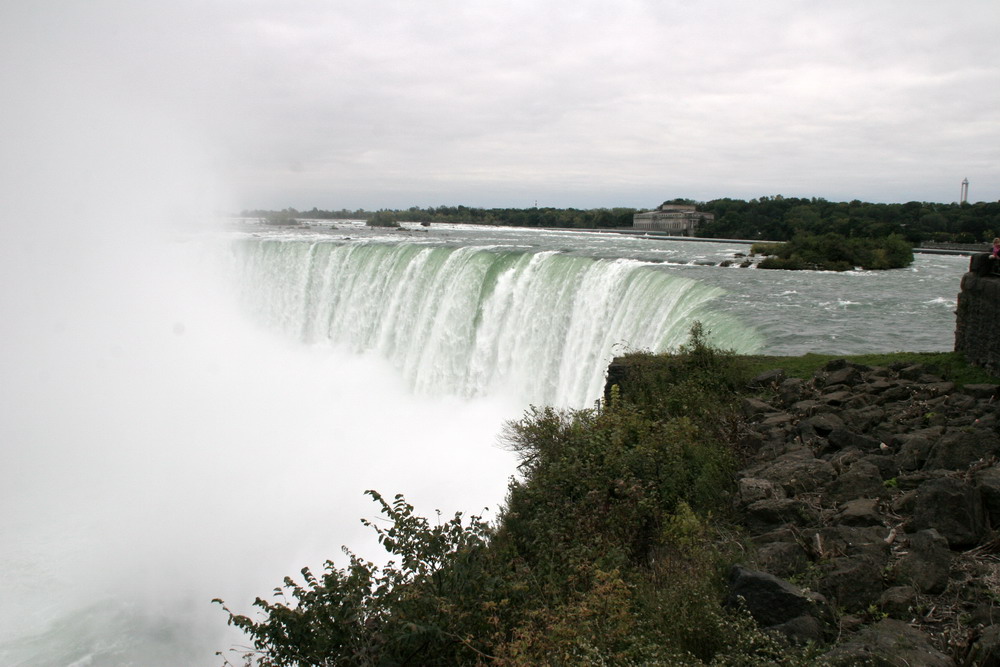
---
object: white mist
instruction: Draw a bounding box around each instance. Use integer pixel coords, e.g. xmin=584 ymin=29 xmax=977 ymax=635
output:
xmin=0 ymin=31 xmax=517 ymax=663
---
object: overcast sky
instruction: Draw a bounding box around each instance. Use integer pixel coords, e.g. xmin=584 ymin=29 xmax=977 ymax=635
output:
xmin=3 ymin=0 xmax=999 ymax=211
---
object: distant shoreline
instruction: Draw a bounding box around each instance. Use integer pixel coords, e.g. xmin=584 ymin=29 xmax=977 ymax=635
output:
xmin=249 ymin=217 xmax=979 ymax=257
xmin=535 ymin=227 xmax=979 ymax=256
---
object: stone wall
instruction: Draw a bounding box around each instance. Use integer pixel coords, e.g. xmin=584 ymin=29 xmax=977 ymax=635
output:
xmin=955 ymin=253 xmax=1000 ymax=371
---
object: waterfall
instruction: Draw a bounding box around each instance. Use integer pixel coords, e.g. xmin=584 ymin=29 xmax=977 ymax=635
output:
xmin=233 ymin=237 xmax=760 ymax=407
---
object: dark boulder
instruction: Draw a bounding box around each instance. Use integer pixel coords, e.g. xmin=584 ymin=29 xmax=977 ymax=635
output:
xmin=966 ymin=624 xmax=1000 ymax=667
xmin=909 ymin=477 xmax=986 ymax=548
xmin=962 ymin=383 xmax=1000 ymax=400
xmin=828 ymin=428 xmax=882 ymax=452
xmin=747 ymin=450 xmax=836 ymax=496
xmin=736 ymin=477 xmax=785 ymax=505
xmin=894 ymin=434 xmax=936 ymax=472
xmin=975 ymin=465 xmax=1000 ymax=530
xmin=861 ymin=454 xmax=899 ymax=481
xmin=826 ymin=460 xmax=888 ymax=504
xmin=747 ymin=368 xmax=786 ymax=389
xmin=835 ymin=498 xmax=884 ymax=528
xmin=818 ymin=618 xmax=955 ymax=666
xmin=800 ymin=412 xmax=847 ymax=439
xmin=778 ymin=377 xmax=812 ymax=406
xmin=818 ymin=555 xmax=885 ymax=612
xmin=726 ymin=565 xmax=835 ymax=644
xmin=924 ymin=430 xmax=1000 ymax=471
xmin=741 ymin=396 xmax=777 ymax=418
xmin=744 ymin=498 xmax=820 ymax=532
xmin=877 ymin=585 xmax=917 ymax=620
xmin=819 ymin=366 xmax=864 ymax=388
xmin=753 ymin=541 xmax=811 ymax=580
xmin=895 ymin=529 xmax=951 ymax=594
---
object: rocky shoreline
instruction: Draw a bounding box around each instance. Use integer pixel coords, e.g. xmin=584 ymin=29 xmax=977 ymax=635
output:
xmin=729 ymin=358 xmax=1000 ymax=665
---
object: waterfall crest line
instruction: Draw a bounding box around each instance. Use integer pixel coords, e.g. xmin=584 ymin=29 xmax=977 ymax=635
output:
xmin=233 ymin=238 xmax=760 ymax=407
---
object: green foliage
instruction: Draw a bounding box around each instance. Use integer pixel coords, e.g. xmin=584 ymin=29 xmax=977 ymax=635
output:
xmin=699 ymin=195 xmax=1000 ymax=245
xmin=610 ymin=322 xmax=750 ymax=421
xmin=215 ymin=490 xmax=498 ymax=666
xmin=219 ymin=326 xmax=816 ymax=665
xmin=741 ymin=350 xmax=1000 ymax=386
xmin=752 ymin=233 xmax=913 ymax=271
xmin=259 ymin=210 xmax=299 ymax=226
xmin=365 ymin=210 xmax=401 ymax=228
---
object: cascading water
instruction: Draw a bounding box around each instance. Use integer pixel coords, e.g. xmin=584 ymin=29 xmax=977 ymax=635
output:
xmin=0 ymin=217 xmax=966 ymax=666
xmin=233 ymin=236 xmax=761 ymax=408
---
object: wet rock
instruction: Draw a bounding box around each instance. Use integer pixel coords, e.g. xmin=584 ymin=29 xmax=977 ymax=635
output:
xmin=719 ymin=359 xmax=1000 ymax=662
xmin=897 ymin=364 xmax=931 ymax=381
xmin=758 ymin=412 xmax=795 ymax=429
xmin=865 ymin=379 xmax=895 ymax=394
xmin=927 ymin=381 xmax=958 ymax=395
xmin=822 ymin=390 xmax=856 ymax=406
xmin=790 ymin=399 xmax=823 ymax=416
xmin=841 ymin=406 xmax=886 ymax=433
xmin=944 ymin=393 xmax=977 ymax=411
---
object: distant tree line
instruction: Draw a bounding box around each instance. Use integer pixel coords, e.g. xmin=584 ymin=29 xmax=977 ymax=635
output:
xmin=698 ymin=196 xmax=1000 ymax=245
xmin=242 ymin=196 xmax=1000 ymax=245
xmin=241 ymin=206 xmax=640 ymax=229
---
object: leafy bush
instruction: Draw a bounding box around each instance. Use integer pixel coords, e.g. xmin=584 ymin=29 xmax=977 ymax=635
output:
xmin=215 ymin=491 xmax=499 ymax=666
xmin=366 ymin=210 xmax=401 ymax=227
xmin=218 ymin=325 xmax=813 ymax=665
xmin=754 ymin=232 xmax=913 ymax=271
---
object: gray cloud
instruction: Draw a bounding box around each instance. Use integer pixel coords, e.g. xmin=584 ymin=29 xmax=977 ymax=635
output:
xmin=4 ymin=0 xmax=999 ymax=210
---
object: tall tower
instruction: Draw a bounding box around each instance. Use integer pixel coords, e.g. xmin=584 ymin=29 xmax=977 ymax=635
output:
xmin=961 ymin=177 xmax=969 ymax=204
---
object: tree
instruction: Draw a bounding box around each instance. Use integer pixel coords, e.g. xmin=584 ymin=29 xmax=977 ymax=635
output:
xmin=366 ymin=211 xmax=400 ymax=228
xmin=215 ymin=491 xmax=496 ymax=666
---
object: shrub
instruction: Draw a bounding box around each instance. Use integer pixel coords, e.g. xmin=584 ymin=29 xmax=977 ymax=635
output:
xmin=218 ymin=325 xmax=814 ymax=665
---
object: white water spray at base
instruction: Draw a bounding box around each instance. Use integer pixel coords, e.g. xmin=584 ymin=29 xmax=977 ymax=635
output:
xmin=0 ymin=233 xmax=518 ymax=666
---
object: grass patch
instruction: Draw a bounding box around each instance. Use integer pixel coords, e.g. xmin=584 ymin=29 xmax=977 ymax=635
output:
xmin=740 ymin=351 xmax=1000 ymax=386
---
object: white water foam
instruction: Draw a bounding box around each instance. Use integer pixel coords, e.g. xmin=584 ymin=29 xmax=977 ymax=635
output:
xmin=232 ymin=236 xmax=762 ymax=407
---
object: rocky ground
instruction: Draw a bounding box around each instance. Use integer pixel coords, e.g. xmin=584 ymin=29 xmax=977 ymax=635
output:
xmin=729 ymin=359 xmax=1000 ymax=666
